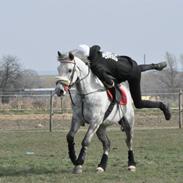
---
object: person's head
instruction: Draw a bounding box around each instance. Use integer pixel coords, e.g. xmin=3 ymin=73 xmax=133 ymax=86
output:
xmin=78 ymin=44 xmax=90 ymax=57
xmin=78 ymin=44 xmax=102 ymax=60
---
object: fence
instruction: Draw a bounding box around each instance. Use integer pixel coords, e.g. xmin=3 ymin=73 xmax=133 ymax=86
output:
xmin=141 ymin=89 xmax=183 ymax=129
xmin=0 ymin=89 xmax=182 ymax=131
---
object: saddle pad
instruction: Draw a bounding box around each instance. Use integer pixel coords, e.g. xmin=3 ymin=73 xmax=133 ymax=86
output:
xmin=107 ymin=84 xmax=127 ymax=105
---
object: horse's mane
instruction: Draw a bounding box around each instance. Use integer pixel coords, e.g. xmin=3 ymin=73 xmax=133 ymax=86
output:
xmin=68 ymin=49 xmax=105 ymax=88
xmin=70 ymin=49 xmax=90 ymax=64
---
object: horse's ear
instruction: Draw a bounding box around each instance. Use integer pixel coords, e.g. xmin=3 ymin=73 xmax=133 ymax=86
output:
xmin=69 ymin=52 xmax=74 ymax=60
xmin=58 ymin=51 xmax=62 ymax=57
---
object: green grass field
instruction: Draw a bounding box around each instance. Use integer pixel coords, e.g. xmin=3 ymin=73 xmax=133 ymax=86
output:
xmin=0 ymin=128 xmax=183 ymax=183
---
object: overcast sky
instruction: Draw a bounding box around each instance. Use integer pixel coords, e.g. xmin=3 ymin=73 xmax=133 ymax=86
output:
xmin=0 ymin=0 xmax=182 ymax=74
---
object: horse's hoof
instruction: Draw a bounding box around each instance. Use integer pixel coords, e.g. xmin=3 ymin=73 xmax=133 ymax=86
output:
xmin=128 ymin=165 xmax=136 ymax=172
xmin=96 ymin=167 xmax=104 ymax=173
xmin=73 ymin=165 xmax=83 ymax=174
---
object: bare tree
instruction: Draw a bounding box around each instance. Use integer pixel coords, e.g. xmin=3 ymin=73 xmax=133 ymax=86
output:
xmin=21 ymin=69 xmax=41 ymax=89
xmin=157 ymin=52 xmax=179 ymax=92
xmin=0 ymin=55 xmax=23 ymax=103
xmin=0 ymin=55 xmax=23 ymax=91
xmin=0 ymin=55 xmax=42 ymax=103
xmin=141 ymin=53 xmax=183 ymax=93
xmin=0 ymin=55 xmax=42 ymax=90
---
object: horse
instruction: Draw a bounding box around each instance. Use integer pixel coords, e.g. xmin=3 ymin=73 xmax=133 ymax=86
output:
xmin=55 ymin=51 xmax=136 ymax=174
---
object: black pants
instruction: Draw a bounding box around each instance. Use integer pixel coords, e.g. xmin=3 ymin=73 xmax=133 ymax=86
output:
xmin=128 ymin=63 xmax=164 ymax=110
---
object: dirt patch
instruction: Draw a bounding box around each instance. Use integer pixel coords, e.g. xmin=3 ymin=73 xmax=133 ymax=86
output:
xmin=0 ymin=113 xmax=71 ymax=130
xmin=0 ymin=110 xmax=180 ymax=131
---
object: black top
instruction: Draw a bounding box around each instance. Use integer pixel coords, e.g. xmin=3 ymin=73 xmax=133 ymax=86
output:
xmin=88 ymin=45 xmax=138 ymax=85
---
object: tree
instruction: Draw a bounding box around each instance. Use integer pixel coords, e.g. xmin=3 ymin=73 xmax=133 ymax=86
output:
xmin=0 ymin=55 xmax=23 ymax=92
xmin=21 ymin=69 xmax=41 ymax=89
xmin=141 ymin=52 xmax=183 ymax=93
xmin=157 ymin=52 xmax=179 ymax=92
xmin=0 ymin=55 xmax=41 ymax=92
xmin=0 ymin=55 xmax=23 ymax=103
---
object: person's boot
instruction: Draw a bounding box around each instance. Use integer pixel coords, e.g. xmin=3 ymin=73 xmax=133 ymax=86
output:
xmin=153 ymin=62 xmax=167 ymax=71
xmin=160 ymin=103 xmax=171 ymax=120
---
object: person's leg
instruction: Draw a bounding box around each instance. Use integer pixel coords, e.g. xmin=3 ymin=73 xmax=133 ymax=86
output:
xmin=128 ymin=71 xmax=171 ymax=120
xmin=139 ymin=62 xmax=167 ymax=72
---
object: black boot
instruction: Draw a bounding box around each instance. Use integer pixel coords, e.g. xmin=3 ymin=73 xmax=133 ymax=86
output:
xmin=153 ymin=62 xmax=167 ymax=71
xmin=160 ymin=103 xmax=171 ymax=120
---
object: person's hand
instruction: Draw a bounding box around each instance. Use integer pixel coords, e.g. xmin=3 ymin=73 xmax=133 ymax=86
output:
xmin=103 ymin=80 xmax=114 ymax=88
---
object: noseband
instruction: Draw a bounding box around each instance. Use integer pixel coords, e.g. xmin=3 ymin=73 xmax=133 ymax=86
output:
xmin=56 ymin=59 xmax=90 ymax=90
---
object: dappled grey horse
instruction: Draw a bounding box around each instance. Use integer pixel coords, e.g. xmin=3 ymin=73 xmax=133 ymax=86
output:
xmin=55 ymin=51 xmax=136 ymax=173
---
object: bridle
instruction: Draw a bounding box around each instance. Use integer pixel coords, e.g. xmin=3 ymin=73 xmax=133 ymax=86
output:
xmin=56 ymin=58 xmax=105 ymax=96
xmin=56 ymin=58 xmax=91 ymax=90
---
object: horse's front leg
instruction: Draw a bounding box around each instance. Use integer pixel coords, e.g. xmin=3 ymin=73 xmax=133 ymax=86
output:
xmin=73 ymin=122 xmax=101 ymax=174
xmin=66 ymin=117 xmax=80 ymax=166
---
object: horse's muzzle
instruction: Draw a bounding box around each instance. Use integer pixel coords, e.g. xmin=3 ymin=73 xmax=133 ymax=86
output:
xmin=55 ymin=83 xmax=66 ymax=97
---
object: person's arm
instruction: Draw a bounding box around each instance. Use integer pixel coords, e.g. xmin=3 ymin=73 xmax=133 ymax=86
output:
xmin=91 ymin=64 xmax=114 ymax=88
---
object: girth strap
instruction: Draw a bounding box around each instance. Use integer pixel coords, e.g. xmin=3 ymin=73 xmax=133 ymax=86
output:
xmin=102 ymin=100 xmax=116 ymax=122
xmin=69 ymin=88 xmax=117 ymax=123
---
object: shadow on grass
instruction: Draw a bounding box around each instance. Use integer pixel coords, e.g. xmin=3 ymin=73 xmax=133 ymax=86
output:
xmin=0 ymin=166 xmax=71 ymax=177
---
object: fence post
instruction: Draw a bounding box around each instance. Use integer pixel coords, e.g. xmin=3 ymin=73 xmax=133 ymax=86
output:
xmin=49 ymin=91 xmax=53 ymax=132
xmin=61 ymin=97 xmax=63 ymax=113
xmin=178 ymin=89 xmax=183 ymax=129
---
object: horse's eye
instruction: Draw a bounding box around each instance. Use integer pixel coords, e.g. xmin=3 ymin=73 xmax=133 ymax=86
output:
xmin=68 ymin=69 xmax=72 ymax=73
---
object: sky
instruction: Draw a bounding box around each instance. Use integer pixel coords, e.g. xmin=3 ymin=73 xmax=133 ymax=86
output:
xmin=0 ymin=0 xmax=183 ymax=74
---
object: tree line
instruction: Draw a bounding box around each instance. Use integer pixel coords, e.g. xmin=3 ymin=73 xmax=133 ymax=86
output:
xmin=0 ymin=52 xmax=183 ymax=94
xmin=141 ymin=52 xmax=183 ymax=93
xmin=0 ymin=55 xmax=41 ymax=92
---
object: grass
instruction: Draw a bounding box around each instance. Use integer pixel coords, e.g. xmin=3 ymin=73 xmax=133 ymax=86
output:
xmin=0 ymin=128 xmax=183 ymax=183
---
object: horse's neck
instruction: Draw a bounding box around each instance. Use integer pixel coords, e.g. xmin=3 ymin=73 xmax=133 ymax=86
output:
xmin=75 ymin=58 xmax=104 ymax=94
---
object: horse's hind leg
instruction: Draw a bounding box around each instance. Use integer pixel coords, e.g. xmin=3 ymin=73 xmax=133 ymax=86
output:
xmin=120 ymin=116 xmax=136 ymax=172
xmin=96 ymin=125 xmax=110 ymax=173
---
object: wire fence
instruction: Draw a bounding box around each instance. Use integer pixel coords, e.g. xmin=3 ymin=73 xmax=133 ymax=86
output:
xmin=0 ymin=89 xmax=182 ymax=131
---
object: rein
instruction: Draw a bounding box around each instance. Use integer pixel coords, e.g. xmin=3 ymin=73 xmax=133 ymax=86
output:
xmin=78 ymin=88 xmax=106 ymax=97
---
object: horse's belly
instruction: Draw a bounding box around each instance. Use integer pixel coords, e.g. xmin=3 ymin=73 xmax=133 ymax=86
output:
xmin=103 ymin=105 xmax=126 ymax=125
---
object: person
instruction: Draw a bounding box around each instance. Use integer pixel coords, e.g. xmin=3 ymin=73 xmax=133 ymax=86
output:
xmin=78 ymin=44 xmax=171 ymax=120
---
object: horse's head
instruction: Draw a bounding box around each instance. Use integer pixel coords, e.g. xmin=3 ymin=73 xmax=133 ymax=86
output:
xmin=55 ymin=51 xmax=79 ymax=96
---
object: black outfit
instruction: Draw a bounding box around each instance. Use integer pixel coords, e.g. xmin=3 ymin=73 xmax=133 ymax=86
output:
xmin=88 ymin=45 xmax=170 ymax=120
